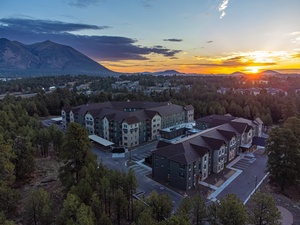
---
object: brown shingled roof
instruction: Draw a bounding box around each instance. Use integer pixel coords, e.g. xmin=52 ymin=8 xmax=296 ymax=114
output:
xmin=228 ymin=121 xmax=247 ymax=134
xmin=153 ymin=140 xmax=209 ymax=164
xmin=62 ymin=106 xmax=72 ymax=113
xmin=184 ymin=105 xmax=194 ymax=111
xmin=216 ymin=129 xmax=236 ymax=141
xmin=196 ymin=114 xmax=235 ymax=124
xmin=148 ymin=104 xmax=184 ymax=116
xmin=123 ymin=116 xmax=139 ymax=125
xmin=86 ymin=108 xmax=103 ymax=117
xmin=201 ymin=136 xmax=225 ymax=150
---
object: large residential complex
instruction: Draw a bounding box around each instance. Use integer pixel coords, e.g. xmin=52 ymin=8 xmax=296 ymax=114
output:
xmin=62 ymin=101 xmax=194 ymax=148
xmin=152 ymin=115 xmax=263 ymax=191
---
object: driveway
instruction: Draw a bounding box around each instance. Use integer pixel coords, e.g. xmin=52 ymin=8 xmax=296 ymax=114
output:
xmin=215 ymin=148 xmax=268 ymax=202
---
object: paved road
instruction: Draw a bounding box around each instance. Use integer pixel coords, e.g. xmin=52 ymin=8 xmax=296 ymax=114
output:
xmin=92 ymin=142 xmax=183 ymax=211
xmin=215 ymin=148 xmax=268 ymax=202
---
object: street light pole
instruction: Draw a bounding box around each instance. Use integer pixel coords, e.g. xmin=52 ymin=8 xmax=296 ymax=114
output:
xmin=254 ymin=175 xmax=257 ymax=191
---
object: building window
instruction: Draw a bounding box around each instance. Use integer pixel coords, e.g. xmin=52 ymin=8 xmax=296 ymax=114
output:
xmin=179 ymin=172 xmax=185 ymax=178
xmin=179 ymin=164 xmax=185 ymax=170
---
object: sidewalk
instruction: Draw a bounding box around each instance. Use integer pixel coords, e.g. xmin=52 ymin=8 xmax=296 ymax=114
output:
xmin=200 ymin=154 xmax=245 ymax=201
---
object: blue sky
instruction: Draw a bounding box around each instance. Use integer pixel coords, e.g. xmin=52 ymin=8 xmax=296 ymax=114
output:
xmin=1 ymin=0 xmax=300 ymax=74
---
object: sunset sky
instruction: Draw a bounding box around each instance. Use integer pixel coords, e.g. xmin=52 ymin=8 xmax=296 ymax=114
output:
xmin=1 ymin=0 xmax=300 ymax=74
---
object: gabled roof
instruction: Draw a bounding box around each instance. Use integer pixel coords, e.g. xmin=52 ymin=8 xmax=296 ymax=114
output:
xmin=123 ymin=116 xmax=139 ymax=125
xmin=189 ymin=143 xmax=209 ymax=157
xmin=86 ymin=108 xmax=103 ymax=117
xmin=228 ymin=121 xmax=247 ymax=134
xmin=201 ymin=129 xmax=227 ymax=141
xmin=103 ymin=113 xmax=116 ymax=121
xmin=64 ymin=101 xmax=179 ymax=122
xmin=152 ymin=143 xmax=185 ymax=161
xmin=210 ymin=119 xmax=233 ymax=128
xmin=201 ymin=136 xmax=225 ymax=150
xmin=233 ymin=117 xmax=254 ymax=127
xmin=196 ymin=114 xmax=235 ymax=124
xmin=245 ymin=125 xmax=252 ymax=132
xmin=254 ymin=117 xmax=263 ymax=125
xmin=62 ymin=105 xmax=72 ymax=113
xmin=144 ymin=110 xmax=159 ymax=119
xmin=110 ymin=101 xmax=169 ymax=110
xmin=153 ymin=141 xmax=208 ymax=164
xmin=148 ymin=104 xmax=185 ymax=117
xmin=216 ymin=123 xmax=240 ymax=136
xmin=184 ymin=105 xmax=194 ymax=111
xmin=156 ymin=141 xmax=172 ymax=149
xmin=216 ymin=129 xmax=236 ymax=141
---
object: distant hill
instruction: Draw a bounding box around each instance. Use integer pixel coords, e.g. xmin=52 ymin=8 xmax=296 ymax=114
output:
xmin=153 ymin=70 xmax=184 ymax=76
xmin=231 ymin=71 xmax=247 ymax=76
xmin=0 ymin=38 xmax=117 ymax=76
xmin=259 ymin=70 xmax=281 ymax=76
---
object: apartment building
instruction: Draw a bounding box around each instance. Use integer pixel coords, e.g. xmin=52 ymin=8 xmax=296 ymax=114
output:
xmin=61 ymin=101 xmax=194 ymax=148
xmin=152 ymin=115 xmax=263 ymax=191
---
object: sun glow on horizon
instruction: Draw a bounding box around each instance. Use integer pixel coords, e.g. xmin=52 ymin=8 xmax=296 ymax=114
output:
xmin=250 ymin=67 xmax=259 ymax=73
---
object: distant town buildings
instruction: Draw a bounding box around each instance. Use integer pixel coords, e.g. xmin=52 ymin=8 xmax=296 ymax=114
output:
xmin=217 ymin=87 xmax=287 ymax=96
xmin=62 ymin=101 xmax=194 ymax=148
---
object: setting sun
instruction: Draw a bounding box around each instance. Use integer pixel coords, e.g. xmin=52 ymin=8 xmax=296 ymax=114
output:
xmin=251 ymin=67 xmax=259 ymax=73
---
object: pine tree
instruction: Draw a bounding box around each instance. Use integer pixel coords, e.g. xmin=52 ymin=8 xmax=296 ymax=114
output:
xmin=217 ymin=194 xmax=248 ymax=225
xmin=250 ymin=192 xmax=281 ymax=225
xmin=265 ymin=127 xmax=300 ymax=191
xmin=25 ymin=189 xmax=52 ymax=225
xmin=59 ymin=123 xmax=94 ymax=190
xmin=191 ymin=194 xmax=206 ymax=225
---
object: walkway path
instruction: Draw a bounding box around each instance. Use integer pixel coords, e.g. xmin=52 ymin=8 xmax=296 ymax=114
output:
xmin=201 ymin=155 xmax=243 ymax=201
xmin=277 ymin=206 xmax=293 ymax=225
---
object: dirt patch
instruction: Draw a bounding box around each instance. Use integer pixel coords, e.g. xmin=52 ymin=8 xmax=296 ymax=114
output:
xmin=15 ymin=151 xmax=64 ymax=224
xmin=204 ymin=168 xmax=236 ymax=187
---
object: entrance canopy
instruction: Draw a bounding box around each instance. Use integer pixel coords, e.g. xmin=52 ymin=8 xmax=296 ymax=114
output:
xmin=89 ymin=135 xmax=114 ymax=147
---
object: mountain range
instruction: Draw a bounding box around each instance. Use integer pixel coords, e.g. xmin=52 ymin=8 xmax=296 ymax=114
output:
xmin=138 ymin=70 xmax=184 ymax=76
xmin=0 ymin=38 xmax=116 ymax=76
xmin=231 ymin=70 xmax=281 ymax=76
